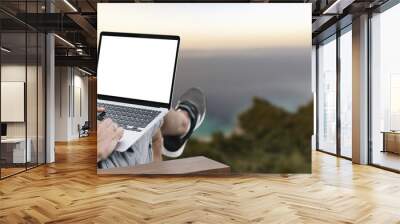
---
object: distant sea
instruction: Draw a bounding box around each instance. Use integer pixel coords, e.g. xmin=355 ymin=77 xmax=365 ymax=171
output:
xmin=172 ymin=48 xmax=312 ymax=140
xmin=193 ymin=115 xmax=234 ymax=139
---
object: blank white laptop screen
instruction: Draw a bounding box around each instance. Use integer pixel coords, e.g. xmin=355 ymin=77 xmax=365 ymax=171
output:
xmin=97 ymin=35 xmax=178 ymax=104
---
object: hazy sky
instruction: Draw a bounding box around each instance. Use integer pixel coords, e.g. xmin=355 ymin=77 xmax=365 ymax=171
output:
xmin=98 ymin=4 xmax=310 ymax=50
xmin=98 ymin=4 xmax=312 ymax=135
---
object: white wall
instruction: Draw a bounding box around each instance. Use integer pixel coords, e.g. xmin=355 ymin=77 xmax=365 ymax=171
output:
xmin=1 ymin=65 xmax=28 ymax=141
xmin=55 ymin=67 xmax=70 ymax=141
xmin=1 ymin=65 xmax=41 ymax=137
xmin=72 ymin=73 xmax=89 ymax=138
xmin=1 ymin=65 xmax=26 ymax=131
xmin=75 ymin=74 xmax=89 ymax=123
xmin=1 ymin=64 xmax=46 ymax=164
xmin=55 ymin=67 xmax=89 ymax=141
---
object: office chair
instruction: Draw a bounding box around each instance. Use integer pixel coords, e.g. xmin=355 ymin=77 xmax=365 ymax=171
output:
xmin=79 ymin=121 xmax=90 ymax=138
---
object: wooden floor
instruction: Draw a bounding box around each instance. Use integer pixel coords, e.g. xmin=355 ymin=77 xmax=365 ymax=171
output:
xmin=0 ymin=136 xmax=400 ymax=223
xmin=373 ymin=150 xmax=400 ymax=171
xmin=1 ymin=167 xmax=26 ymax=178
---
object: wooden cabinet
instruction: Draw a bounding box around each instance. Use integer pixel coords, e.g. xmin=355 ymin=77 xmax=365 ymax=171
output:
xmin=382 ymin=132 xmax=400 ymax=154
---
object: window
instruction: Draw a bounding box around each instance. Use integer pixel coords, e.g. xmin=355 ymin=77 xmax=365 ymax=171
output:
xmin=370 ymin=3 xmax=400 ymax=171
xmin=317 ymin=36 xmax=337 ymax=154
xmin=339 ymin=27 xmax=352 ymax=158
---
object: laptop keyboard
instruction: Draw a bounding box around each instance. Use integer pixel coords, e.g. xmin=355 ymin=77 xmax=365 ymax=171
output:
xmin=97 ymin=103 xmax=161 ymax=132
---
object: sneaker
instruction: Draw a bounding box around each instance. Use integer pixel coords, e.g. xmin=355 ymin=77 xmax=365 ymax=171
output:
xmin=162 ymin=88 xmax=206 ymax=158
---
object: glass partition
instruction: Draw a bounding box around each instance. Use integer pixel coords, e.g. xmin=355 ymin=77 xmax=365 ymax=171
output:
xmin=27 ymin=30 xmax=38 ymax=169
xmin=0 ymin=1 xmax=46 ymax=179
xmin=26 ymin=0 xmax=43 ymax=169
xmin=1 ymin=30 xmax=28 ymax=177
xmin=38 ymin=32 xmax=46 ymax=165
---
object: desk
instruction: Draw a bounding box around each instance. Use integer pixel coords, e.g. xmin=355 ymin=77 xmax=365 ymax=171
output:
xmin=1 ymin=138 xmax=31 ymax=164
xmin=382 ymin=131 xmax=400 ymax=154
xmin=97 ymin=156 xmax=230 ymax=175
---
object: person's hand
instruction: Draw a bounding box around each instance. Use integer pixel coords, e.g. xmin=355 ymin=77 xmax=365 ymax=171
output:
xmin=97 ymin=107 xmax=105 ymax=112
xmin=97 ymin=107 xmax=123 ymax=162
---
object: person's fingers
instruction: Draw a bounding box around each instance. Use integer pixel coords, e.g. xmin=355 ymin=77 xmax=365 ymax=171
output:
xmin=99 ymin=134 xmax=119 ymax=160
xmin=115 ymin=127 xmax=124 ymax=140
xmin=112 ymin=122 xmax=118 ymax=132
xmin=103 ymin=122 xmax=122 ymax=141
xmin=109 ymin=138 xmax=119 ymax=154
xmin=110 ymin=126 xmax=122 ymax=140
xmin=98 ymin=120 xmax=118 ymax=141
xmin=98 ymin=119 xmax=112 ymax=136
xmin=97 ymin=107 xmax=105 ymax=112
xmin=102 ymin=118 xmax=113 ymax=127
xmin=97 ymin=118 xmax=124 ymax=160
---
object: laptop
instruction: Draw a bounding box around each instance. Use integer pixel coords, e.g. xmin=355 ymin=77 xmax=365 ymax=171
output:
xmin=97 ymin=32 xmax=180 ymax=152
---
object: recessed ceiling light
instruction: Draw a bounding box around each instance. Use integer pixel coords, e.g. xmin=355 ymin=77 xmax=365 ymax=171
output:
xmin=54 ymin=34 xmax=75 ymax=48
xmin=63 ymin=0 xmax=78 ymax=12
xmin=323 ymin=0 xmax=354 ymax=15
xmin=1 ymin=47 xmax=11 ymax=53
xmin=78 ymin=67 xmax=93 ymax=76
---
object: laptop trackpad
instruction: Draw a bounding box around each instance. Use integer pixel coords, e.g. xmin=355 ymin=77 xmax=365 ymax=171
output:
xmin=114 ymin=130 xmax=141 ymax=152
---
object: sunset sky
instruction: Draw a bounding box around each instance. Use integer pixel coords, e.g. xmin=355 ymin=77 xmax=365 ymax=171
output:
xmin=98 ymin=3 xmax=312 ymax=136
xmin=98 ymin=4 xmax=311 ymax=51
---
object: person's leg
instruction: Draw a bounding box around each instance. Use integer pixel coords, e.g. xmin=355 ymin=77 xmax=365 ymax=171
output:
xmin=163 ymin=88 xmax=207 ymax=158
xmin=161 ymin=109 xmax=190 ymax=136
xmin=151 ymin=109 xmax=190 ymax=161
xmin=152 ymin=129 xmax=163 ymax=162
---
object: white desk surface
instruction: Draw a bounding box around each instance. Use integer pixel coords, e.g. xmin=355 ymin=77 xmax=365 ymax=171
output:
xmin=1 ymin=138 xmax=28 ymax=144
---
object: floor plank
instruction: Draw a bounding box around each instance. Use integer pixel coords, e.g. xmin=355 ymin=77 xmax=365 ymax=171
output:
xmin=0 ymin=136 xmax=399 ymax=223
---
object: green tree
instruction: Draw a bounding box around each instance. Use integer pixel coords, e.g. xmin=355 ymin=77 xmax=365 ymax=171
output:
xmin=179 ymin=97 xmax=313 ymax=173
